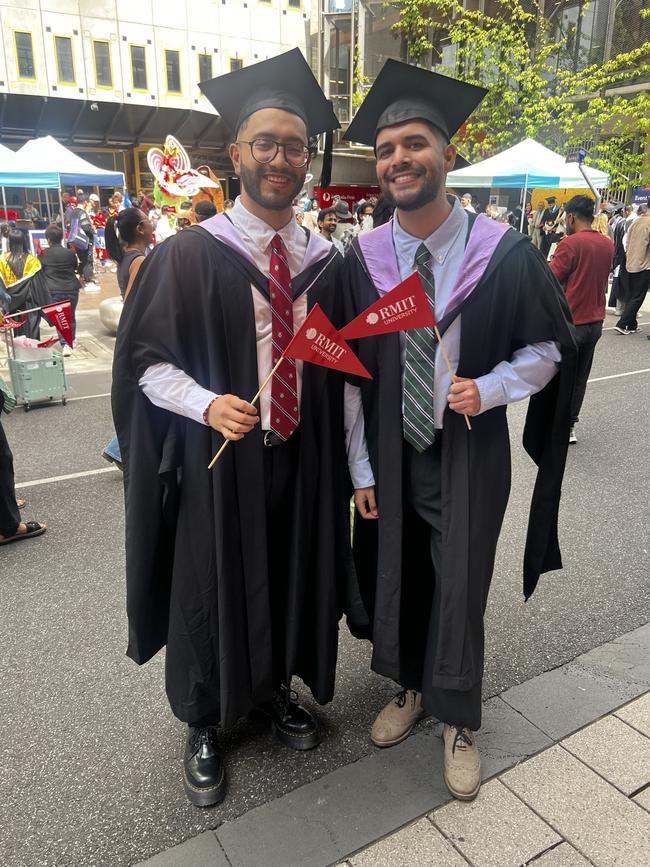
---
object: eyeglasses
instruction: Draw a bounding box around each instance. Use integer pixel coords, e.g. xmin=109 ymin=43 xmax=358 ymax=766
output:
xmin=237 ymin=138 xmax=311 ymax=168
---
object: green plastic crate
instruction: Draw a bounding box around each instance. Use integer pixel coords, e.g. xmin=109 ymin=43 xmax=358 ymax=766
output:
xmin=8 ymin=354 xmax=67 ymax=411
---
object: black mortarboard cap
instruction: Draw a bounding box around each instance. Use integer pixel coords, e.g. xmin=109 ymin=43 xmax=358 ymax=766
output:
xmin=199 ymin=48 xmax=340 ymax=139
xmin=344 ymin=59 xmax=487 ymax=146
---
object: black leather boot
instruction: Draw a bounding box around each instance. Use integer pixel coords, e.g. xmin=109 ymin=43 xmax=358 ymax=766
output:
xmin=256 ymin=687 xmax=321 ymax=751
xmin=182 ymin=726 xmax=227 ymax=807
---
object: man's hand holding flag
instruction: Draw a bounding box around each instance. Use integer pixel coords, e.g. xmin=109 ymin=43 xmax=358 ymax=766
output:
xmin=208 ymin=304 xmax=370 ymax=468
xmin=341 ymin=272 xmax=472 ymax=430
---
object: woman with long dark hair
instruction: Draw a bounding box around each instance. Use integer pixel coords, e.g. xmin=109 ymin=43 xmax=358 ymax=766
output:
xmin=102 ymin=208 xmax=153 ymax=469
xmin=0 ymin=230 xmax=50 ymax=338
xmin=105 ymin=207 xmax=153 ymax=299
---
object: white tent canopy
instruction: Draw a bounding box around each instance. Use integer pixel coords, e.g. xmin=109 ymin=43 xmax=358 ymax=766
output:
xmin=16 ymin=135 xmax=125 ymax=187
xmin=0 ymin=142 xmax=60 ymax=187
xmin=446 ymin=138 xmax=609 ymax=190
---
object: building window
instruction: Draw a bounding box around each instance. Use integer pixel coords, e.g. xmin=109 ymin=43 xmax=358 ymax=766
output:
xmin=55 ymin=36 xmax=75 ymax=84
xmin=288 ymin=0 xmax=301 ymax=8
xmin=15 ymin=32 xmax=35 ymax=80
xmin=230 ymin=58 xmax=243 ymax=71
xmin=130 ymin=45 xmax=147 ymax=91
xmin=198 ymin=53 xmax=212 ymax=82
xmin=165 ymin=49 xmax=181 ymax=93
xmin=93 ymin=41 xmax=112 ymax=87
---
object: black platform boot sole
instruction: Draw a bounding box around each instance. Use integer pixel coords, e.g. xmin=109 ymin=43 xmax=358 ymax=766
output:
xmin=182 ymin=765 xmax=227 ymax=807
xmin=269 ymin=719 xmax=321 ymax=751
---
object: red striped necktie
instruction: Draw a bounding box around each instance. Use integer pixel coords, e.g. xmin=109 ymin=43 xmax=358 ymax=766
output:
xmin=269 ymin=233 xmax=299 ymax=440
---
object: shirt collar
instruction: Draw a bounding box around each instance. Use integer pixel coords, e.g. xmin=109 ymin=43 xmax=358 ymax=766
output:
xmin=231 ymin=196 xmax=304 ymax=256
xmin=393 ymin=196 xmax=467 ymax=267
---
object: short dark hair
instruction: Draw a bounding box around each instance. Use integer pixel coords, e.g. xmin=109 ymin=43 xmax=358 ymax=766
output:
xmin=45 ymin=223 xmax=63 ymax=245
xmin=564 ymin=195 xmax=594 ymax=222
xmin=194 ymin=200 xmax=217 ymax=221
xmin=318 ymin=207 xmax=336 ymax=223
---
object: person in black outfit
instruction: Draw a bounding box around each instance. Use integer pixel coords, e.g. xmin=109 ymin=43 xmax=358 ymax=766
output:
xmin=41 ymin=223 xmax=81 ymax=354
xmin=540 ymin=196 xmax=560 ymax=259
xmin=104 ymin=207 xmax=152 ymax=299
xmin=102 ymin=208 xmax=153 ymax=468
xmin=65 ymin=195 xmax=95 ymax=285
xmin=0 ymin=289 xmax=47 ymax=545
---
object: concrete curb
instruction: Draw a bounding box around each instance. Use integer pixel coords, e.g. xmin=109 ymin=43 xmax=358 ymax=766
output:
xmin=137 ymin=622 xmax=650 ymax=867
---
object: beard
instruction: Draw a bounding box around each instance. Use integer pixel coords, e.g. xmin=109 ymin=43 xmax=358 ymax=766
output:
xmin=379 ymin=164 xmax=443 ymax=212
xmin=239 ymin=161 xmax=305 ymax=212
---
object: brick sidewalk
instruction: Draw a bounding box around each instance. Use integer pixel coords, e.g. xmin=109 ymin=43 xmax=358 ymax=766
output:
xmin=346 ymin=693 xmax=650 ymax=866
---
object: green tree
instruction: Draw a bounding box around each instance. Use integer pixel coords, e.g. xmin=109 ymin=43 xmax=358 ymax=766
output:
xmin=389 ymin=0 xmax=650 ymax=189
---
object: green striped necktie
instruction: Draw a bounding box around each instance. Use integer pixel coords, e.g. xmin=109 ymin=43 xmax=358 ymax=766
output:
xmin=403 ymin=242 xmax=436 ymax=452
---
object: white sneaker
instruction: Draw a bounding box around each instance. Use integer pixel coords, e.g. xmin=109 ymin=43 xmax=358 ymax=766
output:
xmin=62 ymin=344 xmax=72 ymax=357
xmin=442 ymin=724 xmax=481 ymax=801
xmin=569 ymin=426 xmax=577 ymax=444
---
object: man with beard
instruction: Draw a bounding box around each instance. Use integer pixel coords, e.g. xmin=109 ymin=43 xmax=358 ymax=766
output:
xmin=112 ymin=50 xmax=354 ymax=807
xmin=317 ymin=206 xmax=344 ymax=254
xmin=342 ymin=60 xmax=576 ymax=801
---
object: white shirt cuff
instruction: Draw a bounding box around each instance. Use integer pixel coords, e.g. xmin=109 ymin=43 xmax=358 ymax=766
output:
xmin=139 ymin=362 xmax=219 ymax=425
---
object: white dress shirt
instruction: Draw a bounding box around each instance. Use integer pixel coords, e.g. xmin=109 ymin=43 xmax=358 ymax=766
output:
xmin=344 ymin=198 xmax=561 ymax=489
xmin=139 ymin=197 xmax=309 ymax=429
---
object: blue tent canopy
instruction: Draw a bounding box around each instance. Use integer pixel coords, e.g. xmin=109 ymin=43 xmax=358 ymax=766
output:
xmin=0 ymin=136 xmax=125 ymax=189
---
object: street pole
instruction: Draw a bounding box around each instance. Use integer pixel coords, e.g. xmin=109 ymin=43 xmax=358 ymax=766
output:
xmin=578 ymin=163 xmax=601 ymax=213
xmin=520 ymin=174 xmax=528 ymax=233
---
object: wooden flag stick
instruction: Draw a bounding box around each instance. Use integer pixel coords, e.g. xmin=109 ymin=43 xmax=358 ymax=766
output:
xmin=207 ymin=353 xmax=287 ymax=469
xmin=434 ymin=324 xmax=472 ymax=431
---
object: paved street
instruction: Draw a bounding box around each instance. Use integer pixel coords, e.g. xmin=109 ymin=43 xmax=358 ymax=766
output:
xmin=0 ymin=281 xmax=648 ymax=867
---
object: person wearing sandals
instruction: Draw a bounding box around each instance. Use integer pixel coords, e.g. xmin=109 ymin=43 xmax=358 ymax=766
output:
xmin=0 ymin=368 xmax=46 ymax=545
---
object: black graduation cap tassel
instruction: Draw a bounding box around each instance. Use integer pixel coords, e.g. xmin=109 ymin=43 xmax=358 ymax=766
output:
xmin=319 ymin=129 xmax=334 ymax=189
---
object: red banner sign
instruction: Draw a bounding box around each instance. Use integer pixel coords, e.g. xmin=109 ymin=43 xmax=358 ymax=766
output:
xmin=340 ymin=272 xmax=436 ymax=340
xmin=284 ymin=304 xmax=371 ymax=379
xmin=313 ymin=185 xmax=380 ymax=210
xmin=41 ymin=301 xmax=73 ymax=347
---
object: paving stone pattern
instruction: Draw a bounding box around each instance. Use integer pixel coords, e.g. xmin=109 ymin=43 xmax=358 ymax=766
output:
xmin=502 ymin=744 xmax=650 ymax=866
xmin=431 ymin=779 xmax=561 ymax=867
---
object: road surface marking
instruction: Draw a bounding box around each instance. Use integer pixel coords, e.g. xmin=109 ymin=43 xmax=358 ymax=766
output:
xmin=588 ymin=368 xmax=650 ymax=384
xmin=15 ymin=466 xmax=119 ymax=489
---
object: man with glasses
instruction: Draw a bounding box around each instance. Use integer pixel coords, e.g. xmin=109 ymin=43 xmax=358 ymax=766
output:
xmin=113 ymin=50 xmax=356 ymax=808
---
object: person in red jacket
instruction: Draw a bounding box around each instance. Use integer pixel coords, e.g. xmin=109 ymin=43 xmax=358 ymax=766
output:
xmin=550 ymin=195 xmax=614 ymax=444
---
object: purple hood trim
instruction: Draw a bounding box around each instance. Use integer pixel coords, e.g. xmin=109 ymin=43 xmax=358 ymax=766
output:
xmin=443 ymin=214 xmax=510 ymax=317
xmin=357 ymin=214 xmax=511 ymax=315
xmin=199 ymin=213 xmax=334 ymax=275
xmin=357 ymin=222 xmax=401 ymax=297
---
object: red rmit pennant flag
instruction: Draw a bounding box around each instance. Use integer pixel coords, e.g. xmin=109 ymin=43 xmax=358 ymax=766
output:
xmin=340 ymin=272 xmax=436 ymax=340
xmin=41 ymin=301 xmax=73 ymax=347
xmin=284 ymin=303 xmax=371 ymax=379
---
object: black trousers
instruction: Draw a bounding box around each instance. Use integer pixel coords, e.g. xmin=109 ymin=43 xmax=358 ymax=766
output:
xmin=402 ymin=438 xmax=482 ymax=730
xmin=74 ymin=246 xmax=94 ymax=284
xmin=571 ymin=321 xmax=603 ymax=425
xmin=0 ymin=416 xmax=20 ymax=538
xmin=617 ymin=270 xmax=650 ymax=331
xmin=608 ymin=261 xmax=630 ymax=308
xmin=189 ymin=433 xmax=298 ymax=729
xmin=263 ymin=432 xmax=300 ymax=687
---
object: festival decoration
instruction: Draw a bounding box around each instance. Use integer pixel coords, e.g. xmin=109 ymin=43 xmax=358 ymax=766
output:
xmin=147 ymin=136 xmax=220 ymax=211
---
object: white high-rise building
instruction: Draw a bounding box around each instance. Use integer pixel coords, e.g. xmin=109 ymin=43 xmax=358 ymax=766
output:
xmin=0 ymin=0 xmax=314 ymax=193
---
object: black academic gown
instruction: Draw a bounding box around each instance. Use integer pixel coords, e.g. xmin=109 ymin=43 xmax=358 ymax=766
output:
xmin=112 ymin=224 xmax=355 ymax=728
xmin=343 ymin=223 xmax=577 ymax=706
